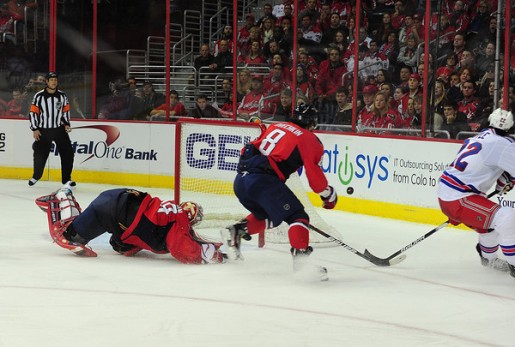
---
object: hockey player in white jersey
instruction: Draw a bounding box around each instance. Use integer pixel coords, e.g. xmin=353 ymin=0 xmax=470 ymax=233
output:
xmin=437 ymin=108 xmax=515 ymax=278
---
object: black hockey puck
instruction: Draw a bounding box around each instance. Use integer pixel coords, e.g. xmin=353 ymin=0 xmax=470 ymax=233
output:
xmin=347 ymin=187 xmax=354 ymax=195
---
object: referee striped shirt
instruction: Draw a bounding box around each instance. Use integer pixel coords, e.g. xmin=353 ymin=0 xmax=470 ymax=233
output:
xmin=29 ymin=89 xmax=71 ymax=131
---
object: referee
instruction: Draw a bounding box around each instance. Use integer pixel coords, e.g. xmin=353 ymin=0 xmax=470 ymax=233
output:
xmin=28 ymin=72 xmax=75 ymax=187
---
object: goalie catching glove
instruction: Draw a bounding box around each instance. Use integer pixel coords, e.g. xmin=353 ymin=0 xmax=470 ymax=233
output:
xmin=496 ymin=172 xmax=515 ymax=195
xmin=319 ymin=185 xmax=337 ymax=209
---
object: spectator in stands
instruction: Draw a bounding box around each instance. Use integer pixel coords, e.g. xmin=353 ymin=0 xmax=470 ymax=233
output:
xmin=391 ymin=0 xmax=406 ymax=30
xmin=240 ymin=25 xmax=262 ymax=60
xmin=272 ymin=88 xmax=293 ymax=121
xmin=408 ymin=13 xmax=425 ymax=43
xmin=194 ymin=44 xmax=216 ymax=73
xmin=376 ymin=69 xmax=391 ymax=85
xmin=447 ymin=0 xmax=469 ymax=34
xmin=189 ymin=95 xmax=221 ymax=119
xmin=149 ymin=90 xmax=188 ymax=120
xmin=397 ymin=35 xmax=419 ymax=68
xmin=331 ymin=0 xmax=351 ymax=24
xmin=362 ymin=91 xmax=400 ymax=133
xmin=397 ymin=65 xmax=412 ymax=87
xmin=296 ymin=63 xmax=314 ymax=103
xmin=345 ymin=44 xmax=368 ymax=83
xmin=298 ymin=0 xmax=320 ymax=24
xmin=398 ymin=13 xmax=413 ymax=47
xmin=446 ymin=71 xmax=462 ymax=102
xmin=298 ymin=50 xmax=319 ymax=87
xmin=410 ymin=94 xmax=423 ymax=128
xmin=333 ymin=86 xmax=353 ymax=127
xmin=379 ymin=31 xmax=400 ymax=72
xmin=363 ymin=39 xmax=390 ymax=79
xmin=440 ymin=99 xmax=469 ymax=139
xmin=1 ymin=87 xmax=26 ymax=117
xmin=261 ymin=17 xmax=275 ymax=46
xmin=129 ymin=88 xmax=149 ymax=121
xmin=399 ymin=73 xmax=422 ymax=115
xmin=321 ymin=13 xmax=349 ymax=50
xmin=264 ymin=39 xmax=286 ymax=67
xmin=393 ymin=85 xmax=408 ymax=116
xmin=0 ymin=4 xmax=15 ymax=45
xmin=474 ymin=16 xmax=496 ymax=49
xmin=475 ymin=42 xmax=495 ymax=78
xmin=237 ymin=75 xmax=265 ymax=121
xmin=98 ymin=80 xmax=131 ymax=120
xmin=379 ymin=82 xmax=396 ymax=107
xmin=275 ymin=1 xmax=293 ymax=25
xmin=436 ymin=53 xmax=458 ymax=81
xmin=451 ymin=33 xmax=467 ymax=63
xmin=263 ymin=63 xmax=289 ymax=100
xmin=141 ymin=81 xmax=165 ymax=115
xmin=240 ymin=40 xmax=267 ymax=66
xmin=257 ymin=3 xmax=277 ymax=27
xmin=357 ymin=84 xmax=377 ymax=131
xmin=211 ymin=39 xmax=233 ymax=73
xmin=236 ymin=69 xmax=252 ymax=101
xmin=298 ymin=13 xmax=323 ymax=60
xmin=316 ymin=47 xmax=347 ymax=124
xmin=216 ymin=91 xmax=235 ymax=118
xmin=273 ymin=16 xmax=293 ymax=56
xmin=374 ymin=13 xmax=395 ymax=45
xmin=469 ymin=1 xmax=491 ymax=34
xmin=430 ymin=13 xmax=455 ymax=54
xmin=317 ymin=2 xmax=332 ymax=32
xmin=214 ymin=25 xmax=234 ymax=56
xmin=237 ymin=13 xmax=256 ymax=52
xmin=474 ymin=79 xmax=495 ymax=129
xmin=7 ymin=0 xmax=37 ymax=34
xmin=323 ymin=29 xmax=348 ymax=58
xmin=456 ymin=50 xmax=475 ymax=71
xmin=432 ymin=79 xmax=447 ymax=129
xmin=458 ymin=80 xmax=479 ymax=129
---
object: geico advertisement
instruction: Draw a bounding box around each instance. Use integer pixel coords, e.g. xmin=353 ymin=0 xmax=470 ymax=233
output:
xmin=181 ymin=124 xmax=259 ymax=181
xmin=317 ymin=134 xmax=463 ymax=208
xmin=0 ymin=119 xmax=175 ymax=174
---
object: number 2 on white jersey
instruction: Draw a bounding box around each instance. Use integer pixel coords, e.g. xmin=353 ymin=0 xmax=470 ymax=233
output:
xmin=451 ymin=139 xmax=482 ymax=172
xmin=258 ymin=129 xmax=286 ymax=155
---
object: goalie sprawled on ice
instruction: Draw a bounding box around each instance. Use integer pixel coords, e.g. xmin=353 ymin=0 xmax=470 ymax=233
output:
xmin=35 ymin=187 xmax=226 ymax=264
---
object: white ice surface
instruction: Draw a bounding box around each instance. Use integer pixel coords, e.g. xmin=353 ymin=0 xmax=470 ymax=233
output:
xmin=1 ymin=179 xmax=514 ymax=347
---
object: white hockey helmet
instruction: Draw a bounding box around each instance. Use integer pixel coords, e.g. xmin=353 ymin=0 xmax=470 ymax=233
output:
xmin=488 ymin=108 xmax=514 ymax=131
xmin=180 ymin=201 xmax=204 ymax=226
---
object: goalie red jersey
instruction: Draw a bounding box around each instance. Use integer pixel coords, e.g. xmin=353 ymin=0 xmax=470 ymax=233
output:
xmin=36 ymin=188 xmax=225 ymax=264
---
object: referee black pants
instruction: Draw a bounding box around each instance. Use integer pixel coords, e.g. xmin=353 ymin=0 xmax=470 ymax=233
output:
xmin=32 ymin=126 xmax=74 ymax=183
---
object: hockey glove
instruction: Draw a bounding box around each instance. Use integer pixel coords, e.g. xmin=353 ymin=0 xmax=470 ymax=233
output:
xmin=320 ymin=185 xmax=337 ymax=209
xmin=496 ymin=172 xmax=515 ymax=195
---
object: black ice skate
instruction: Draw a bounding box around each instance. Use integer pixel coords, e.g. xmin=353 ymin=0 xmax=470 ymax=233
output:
xmin=221 ymin=220 xmax=251 ymax=261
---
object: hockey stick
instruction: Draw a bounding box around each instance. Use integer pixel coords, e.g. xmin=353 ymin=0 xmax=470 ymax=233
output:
xmin=362 ymin=190 xmax=499 ymax=265
xmin=308 ymin=224 xmax=407 ymax=266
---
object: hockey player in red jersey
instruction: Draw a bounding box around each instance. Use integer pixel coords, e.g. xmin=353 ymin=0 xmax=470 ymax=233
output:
xmin=36 ymin=188 xmax=226 ymax=264
xmin=222 ymin=104 xmax=337 ymax=280
xmin=437 ymin=108 xmax=515 ymax=278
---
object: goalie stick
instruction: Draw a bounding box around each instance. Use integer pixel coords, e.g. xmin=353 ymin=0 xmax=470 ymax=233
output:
xmin=308 ymin=224 xmax=407 ymax=266
xmin=362 ymin=190 xmax=499 ymax=265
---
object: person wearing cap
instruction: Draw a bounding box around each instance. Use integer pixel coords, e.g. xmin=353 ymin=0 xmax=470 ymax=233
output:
xmin=237 ymin=13 xmax=256 ymax=52
xmin=398 ymin=73 xmax=421 ymax=116
xmin=28 ymin=72 xmax=75 ymax=187
xmin=357 ymin=84 xmax=378 ymax=131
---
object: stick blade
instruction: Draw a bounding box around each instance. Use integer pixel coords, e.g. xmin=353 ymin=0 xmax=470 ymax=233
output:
xmin=363 ymin=249 xmax=406 ymax=267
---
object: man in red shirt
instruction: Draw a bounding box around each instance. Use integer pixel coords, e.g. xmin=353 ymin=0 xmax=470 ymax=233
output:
xmin=222 ymin=104 xmax=337 ymax=281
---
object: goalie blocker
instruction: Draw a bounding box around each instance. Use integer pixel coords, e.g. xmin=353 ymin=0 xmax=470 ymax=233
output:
xmin=35 ymin=187 xmax=226 ymax=264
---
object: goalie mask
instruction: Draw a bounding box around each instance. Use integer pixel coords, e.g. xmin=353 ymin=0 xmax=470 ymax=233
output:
xmin=180 ymin=201 xmax=204 ymax=226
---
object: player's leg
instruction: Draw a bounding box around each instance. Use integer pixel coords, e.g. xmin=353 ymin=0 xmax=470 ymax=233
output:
xmin=30 ymin=130 xmax=53 ymax=185
xmin=54 ymin=127 xmax=75 ymax=185
xmin=440 ymin=195 xmax=509 ymax=272
xmin=489 ymin=206 xmax=515 ymax=277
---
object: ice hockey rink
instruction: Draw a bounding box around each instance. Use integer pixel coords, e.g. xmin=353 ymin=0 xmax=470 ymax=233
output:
xmin=1 ymin=178 xmax=514 ymax=347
